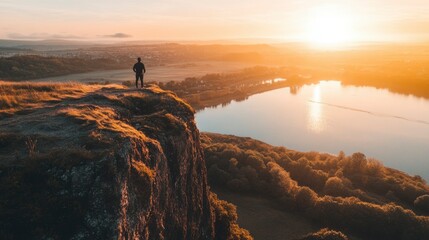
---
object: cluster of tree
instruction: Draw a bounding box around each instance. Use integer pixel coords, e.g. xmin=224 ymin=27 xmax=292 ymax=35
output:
xmin=0 ymin=55 xmax=127 ymax=80
xmin=201 ymin=133 xmax=429 ymax=240
xmin=159 ymin=66 xmax=288 ymax=91
xmin=339 ymin=65 xmax=429 ymax=99
xmin=156 ymin=66 xmax=312 ymax=110
xmin=210 ymin=193 xmax=253 ymax=240
xmin=298 ymin=228 xmax=349 ymax=240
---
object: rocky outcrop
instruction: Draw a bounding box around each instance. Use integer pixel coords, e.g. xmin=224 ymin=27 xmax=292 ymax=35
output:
xmin=0 ymin=83 xmax=249 ymax=239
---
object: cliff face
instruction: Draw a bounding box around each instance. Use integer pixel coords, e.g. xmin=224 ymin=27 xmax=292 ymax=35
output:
xmin=0 ymin=83 xmax=228 ymax=239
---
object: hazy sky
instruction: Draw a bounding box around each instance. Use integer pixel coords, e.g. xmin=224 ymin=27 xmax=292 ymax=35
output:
xmin=1 ymin=0 xmax=429 ymax=42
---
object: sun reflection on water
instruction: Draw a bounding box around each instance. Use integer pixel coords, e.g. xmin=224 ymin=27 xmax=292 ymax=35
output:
xmin=308 ymin=85 xmax=326 ymax=133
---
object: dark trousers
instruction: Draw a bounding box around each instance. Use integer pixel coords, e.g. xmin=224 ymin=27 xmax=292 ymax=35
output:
xmin=136 ymin=73 xmax=144 ymax=88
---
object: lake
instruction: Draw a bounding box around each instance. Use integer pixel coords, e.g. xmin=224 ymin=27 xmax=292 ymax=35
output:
xmin=196 ymin=81 xmax=429 ymax=180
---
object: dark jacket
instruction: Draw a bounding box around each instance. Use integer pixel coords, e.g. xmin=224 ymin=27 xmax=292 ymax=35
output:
xmin=133 ymin=62 xmax=146 ymax=74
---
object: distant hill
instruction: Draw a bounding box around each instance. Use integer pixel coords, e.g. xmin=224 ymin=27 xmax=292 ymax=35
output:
xmin=0 ymin=39 xmax=101 ymax=51
xmin=0 ymin=55 xmax=127 ymax=80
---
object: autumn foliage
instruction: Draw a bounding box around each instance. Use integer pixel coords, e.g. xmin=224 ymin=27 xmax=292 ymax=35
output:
xmin=202 ymin=133 xmax=429 ymax=240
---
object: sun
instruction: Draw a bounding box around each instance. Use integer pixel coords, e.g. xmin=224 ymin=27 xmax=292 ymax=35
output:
xmin=305 ymin=5 xmax=357 ymax=48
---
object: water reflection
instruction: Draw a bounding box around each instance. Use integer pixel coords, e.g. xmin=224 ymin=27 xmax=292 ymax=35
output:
xmin=308 ymin=85 xmax=325 ymax=133
xmin=289 ymin=85 xmax=301 ymax=95
xmin=196 ymin=81 xmax=429 ymax=180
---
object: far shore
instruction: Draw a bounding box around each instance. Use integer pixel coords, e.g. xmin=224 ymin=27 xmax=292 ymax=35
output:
xmin=28 ymin=61 xmax=261 ymax=84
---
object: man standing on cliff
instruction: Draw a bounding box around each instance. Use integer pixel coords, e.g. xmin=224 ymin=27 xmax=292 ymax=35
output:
xmin=133 ymin=57 xmax=146 ymax=88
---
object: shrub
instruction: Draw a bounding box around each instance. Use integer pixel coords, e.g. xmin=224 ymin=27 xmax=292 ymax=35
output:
xmin=210 ymin=193 xmax=253 ymax=240
xmin=299 ymin=228 xmax=349 ymax=240
xmin=415 ymin=195 xmax=429 ymax=214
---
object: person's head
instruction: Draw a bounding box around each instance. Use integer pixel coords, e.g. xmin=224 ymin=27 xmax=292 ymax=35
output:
xmin=137 ymin=57 xmax=141 ymax=62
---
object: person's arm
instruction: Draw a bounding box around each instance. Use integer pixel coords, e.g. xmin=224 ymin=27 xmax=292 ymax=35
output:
xmin=143 ymin=64 xmax=146 ymax=74
xmin=132 ymin=64 xmax=136 ymax=73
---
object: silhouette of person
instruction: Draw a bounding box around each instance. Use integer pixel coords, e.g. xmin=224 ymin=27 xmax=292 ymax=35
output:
xmin=133 ymin=57 xmax=146 ymax=88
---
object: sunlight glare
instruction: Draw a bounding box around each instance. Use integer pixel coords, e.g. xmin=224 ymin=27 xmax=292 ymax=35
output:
xmin=305 ymin=5 xmax=357 ymax=48
xmin=308 ymin=85 xmax=325 ymax=133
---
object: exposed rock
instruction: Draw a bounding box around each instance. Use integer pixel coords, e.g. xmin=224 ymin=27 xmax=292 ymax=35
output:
xmin=0 ymin=83 xmax=250 ymax=239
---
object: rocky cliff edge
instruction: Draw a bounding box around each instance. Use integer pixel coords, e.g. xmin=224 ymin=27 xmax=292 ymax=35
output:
xmin=0 ymin=82 xmax=251 ymax=240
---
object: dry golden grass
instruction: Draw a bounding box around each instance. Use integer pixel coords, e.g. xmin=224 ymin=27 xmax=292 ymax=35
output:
xmin=132 ymin=159 xmax=156 ymax=181
xmin=0 ymin=81 xmax=125 ymax=114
